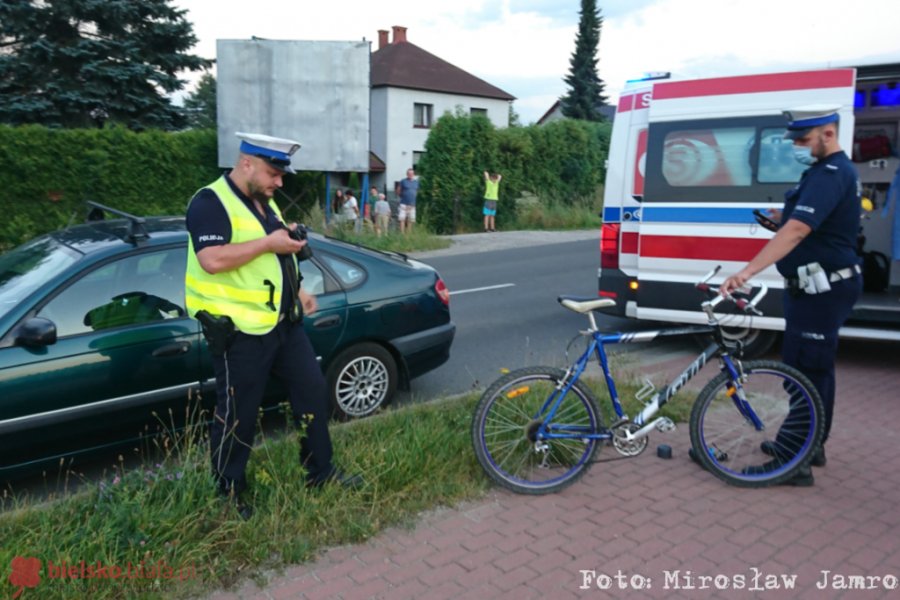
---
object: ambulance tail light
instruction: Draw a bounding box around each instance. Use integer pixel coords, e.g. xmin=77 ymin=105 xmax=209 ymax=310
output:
xmin=600 ymin=223 xmax=620 ymax=269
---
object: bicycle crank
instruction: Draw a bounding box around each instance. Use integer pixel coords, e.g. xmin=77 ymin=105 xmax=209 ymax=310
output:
xmin=612 ymin=422 xmax=649 ymax=457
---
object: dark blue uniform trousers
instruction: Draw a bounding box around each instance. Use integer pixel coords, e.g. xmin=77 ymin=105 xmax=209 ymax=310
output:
xmin=780 ymin=275 xmax=861 ymax=448
xmin=210 ymin=318 xmax=334 ymax=496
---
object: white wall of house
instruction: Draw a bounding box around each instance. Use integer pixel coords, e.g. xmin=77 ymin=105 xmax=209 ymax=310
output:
xmin=370 ymin=87 xmax=389 ymax=192
xmin=372 ymin=87 xmax=510 ymax=193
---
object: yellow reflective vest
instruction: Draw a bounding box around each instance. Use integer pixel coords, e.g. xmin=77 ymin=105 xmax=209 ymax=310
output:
xmin=185 ymin=176 xmax=294 ymax=335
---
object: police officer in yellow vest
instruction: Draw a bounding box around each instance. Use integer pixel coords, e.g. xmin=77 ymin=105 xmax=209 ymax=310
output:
xmin=186 ymin=132 xmax=360 ymax=518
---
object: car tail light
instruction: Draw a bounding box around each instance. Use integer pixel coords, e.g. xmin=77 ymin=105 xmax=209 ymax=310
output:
xmin=600 ymin=223 xmax=620 ymax=269
xmin=435 ymin=278 xmax=450 ymax=306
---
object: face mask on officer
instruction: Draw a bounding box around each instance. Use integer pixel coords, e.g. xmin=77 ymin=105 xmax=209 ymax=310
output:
xmin=793 ymin=145 xmax=817 ymax=166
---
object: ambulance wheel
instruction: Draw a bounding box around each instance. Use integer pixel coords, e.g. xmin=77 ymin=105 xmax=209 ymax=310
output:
xmin=720 ymin=327 xmax=778 ymax=359
xmin=326 ymin=343 xmax=398 ymax=420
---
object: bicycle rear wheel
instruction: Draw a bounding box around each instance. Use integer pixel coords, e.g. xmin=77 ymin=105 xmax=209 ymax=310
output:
xmin=472 ymin=367 xmax=603 ymax=495
xmin=689 ymin=360 xmax=824 ymax=487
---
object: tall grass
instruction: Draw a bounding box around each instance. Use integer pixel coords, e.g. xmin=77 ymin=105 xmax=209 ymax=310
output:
xmin=0 ymin=395 xmax=485 ymax=599
xmin=294 ymin=202 xmax=452 ymax=254
xmin=0 ymin=365 xmax=690 ymax=599
xmin=508 ymin=195 xmax=603 ymax=231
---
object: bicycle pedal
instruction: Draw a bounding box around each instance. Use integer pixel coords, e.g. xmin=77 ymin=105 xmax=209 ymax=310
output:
xmin=654 ymin=417 xmax=675 ymax=432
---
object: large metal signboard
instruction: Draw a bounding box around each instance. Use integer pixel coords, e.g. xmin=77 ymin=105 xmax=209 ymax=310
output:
xmin=217 ymin=39 xmax=370 ymax=172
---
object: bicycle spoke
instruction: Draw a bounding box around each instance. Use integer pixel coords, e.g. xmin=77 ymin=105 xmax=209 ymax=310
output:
xmin=472 ymin=368 xmax=602 ymax=494
xmin=691 ymin=361 xmax=823 ymax=487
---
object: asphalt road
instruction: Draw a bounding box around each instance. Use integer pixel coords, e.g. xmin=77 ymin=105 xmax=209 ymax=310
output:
xmin=395 ymin=231 xmax=660 ymax=405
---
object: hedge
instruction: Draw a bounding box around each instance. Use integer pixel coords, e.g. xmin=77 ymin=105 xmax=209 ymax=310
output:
xmin=0 ymin=126 xmax=324 ymax=251
xmin=0 ymin=116 xmax=611 ymax=248
xmin=0 ymin=125 xmax=216 ymax=250
xmin=416 ymin=111 xmax=611 ymax=233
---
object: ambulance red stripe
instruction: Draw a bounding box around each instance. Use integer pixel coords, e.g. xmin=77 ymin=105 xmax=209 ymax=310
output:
xmin=640 ymin=235 xmax=767 ymax=261
xmin=617 ymin=94 xmax=635 ymax=113
xmin=653 ymin=69 xmax=855 ymax=100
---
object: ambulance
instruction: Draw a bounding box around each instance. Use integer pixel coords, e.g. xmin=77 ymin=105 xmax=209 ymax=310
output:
xmin=598 ymin=64 xmax=900 ymax=356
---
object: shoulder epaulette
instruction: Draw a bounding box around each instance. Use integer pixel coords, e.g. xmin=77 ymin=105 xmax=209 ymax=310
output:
xmin=825 ymin=164 xmax=839 ymax=171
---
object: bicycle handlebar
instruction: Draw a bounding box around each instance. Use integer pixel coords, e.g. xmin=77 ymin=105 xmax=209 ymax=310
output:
xmin=695 ymin=266 xmax=767 ymax=318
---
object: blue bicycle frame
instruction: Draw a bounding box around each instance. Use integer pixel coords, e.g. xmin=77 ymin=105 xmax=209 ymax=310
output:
xmin=535 ymin=324 xmax=764 ymax=443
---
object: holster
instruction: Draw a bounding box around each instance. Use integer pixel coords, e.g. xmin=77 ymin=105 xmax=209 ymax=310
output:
xmin=195 ymin=310 xmax=237 ymax=356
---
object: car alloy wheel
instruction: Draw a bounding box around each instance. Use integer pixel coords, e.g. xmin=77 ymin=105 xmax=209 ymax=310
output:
xmin=327 ymin=343 xmax=398 ymax=419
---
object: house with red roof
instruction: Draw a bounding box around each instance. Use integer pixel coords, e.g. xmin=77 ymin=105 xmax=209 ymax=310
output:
xmin=370 ymin=26 xmax=515 ymax=192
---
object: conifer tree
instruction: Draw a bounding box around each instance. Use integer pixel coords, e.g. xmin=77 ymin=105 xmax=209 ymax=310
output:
xmin=0 ymin=0 xmax=211 ymax=129
xmin=184 ymin=72 xmax=217 ymax=130
xmin=560 ymin=0 xmax=608 ymax=121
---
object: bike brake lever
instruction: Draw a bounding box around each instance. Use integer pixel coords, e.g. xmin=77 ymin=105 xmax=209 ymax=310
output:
xmin=741 ymin=283 xmax=768 ymax=315
xmin=696 ymin=265 xmax=722 ymax=288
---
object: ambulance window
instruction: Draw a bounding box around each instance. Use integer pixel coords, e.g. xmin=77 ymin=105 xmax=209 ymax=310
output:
xmin=758 ymin=128 xmax=807 ymax=183
xmin=661 ymin=127 xmax=753 ymax=187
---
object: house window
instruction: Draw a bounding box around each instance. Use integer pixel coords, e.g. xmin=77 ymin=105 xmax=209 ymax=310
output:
xmin=471 ymin=108 xmax=487 ymax=117
xmin=414 ymin=103 xmax=433 ymax=128
xmin=412 ymin=151 xmax=425 ymax=166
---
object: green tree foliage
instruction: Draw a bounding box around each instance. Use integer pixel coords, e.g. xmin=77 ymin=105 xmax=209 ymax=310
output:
xmin=0 ymin=125 xmax=328 ymax=250
xmin=183 ymin=72 xmax=217 ymax=130
xmin=0 ymin=125 xmax=219 ymax=249
xmin=417 ymin=111 xmax=610 ymax=234
xmin=560 ymin=0 xmax=608 ymax=121
xmin=508 ymin=103 xmax=522 ymax=127
xmin=0 ymin=0 xmax=212 ymax=130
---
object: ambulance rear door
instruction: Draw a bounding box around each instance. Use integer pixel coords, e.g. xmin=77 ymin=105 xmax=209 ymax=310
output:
xmin=598 ymin=85 xmax=651 ymax=314
xmin=636 ymin=68 xmax=857 ymax=330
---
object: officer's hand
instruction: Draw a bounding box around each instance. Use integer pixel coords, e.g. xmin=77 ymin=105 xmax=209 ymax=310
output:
xmin=720 ymin=270 xmax=751 ymax=297
xmin=299 ymin=289 xmax=317 ymax=315
xmin=268 ymin=228 xmax=305 ymax=255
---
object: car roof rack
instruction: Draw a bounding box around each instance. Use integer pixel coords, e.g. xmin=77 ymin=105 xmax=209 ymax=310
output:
xmin=85 ymin=201 xmax=149 ymax=243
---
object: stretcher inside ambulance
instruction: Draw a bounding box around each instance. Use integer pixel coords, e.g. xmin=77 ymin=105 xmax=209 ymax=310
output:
xmin=598 ymin=64 xmax=900 ymax=356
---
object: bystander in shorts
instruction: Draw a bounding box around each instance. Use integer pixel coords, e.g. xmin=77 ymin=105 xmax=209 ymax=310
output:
xmin=398 ymin=204 xmax=416 ymax=223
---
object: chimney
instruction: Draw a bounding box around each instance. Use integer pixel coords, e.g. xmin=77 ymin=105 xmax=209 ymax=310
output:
xmin=378 ymin=29 xmax=389 ymax=49
xmin=391 ymin=25 xmax=407 ymax=44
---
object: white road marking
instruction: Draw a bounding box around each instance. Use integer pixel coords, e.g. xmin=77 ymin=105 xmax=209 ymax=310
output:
xmin=450 ymin=283 xmax=516 ymax=296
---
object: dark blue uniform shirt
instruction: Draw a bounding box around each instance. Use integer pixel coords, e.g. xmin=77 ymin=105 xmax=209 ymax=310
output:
xmin=776 ymin=151 xmax=860 ymax=277
xmin=186 ymin=173 xmax=296 ymax=316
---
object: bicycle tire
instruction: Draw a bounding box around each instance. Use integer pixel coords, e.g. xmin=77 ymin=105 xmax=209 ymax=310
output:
xmin=471 ymin=366 xmax=603 ymax=495
xmin=689 ymin=360 xmax=824 ymax=487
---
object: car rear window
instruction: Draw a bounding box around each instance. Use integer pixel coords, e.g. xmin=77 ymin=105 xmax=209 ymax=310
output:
xmin=0 ymin=237 xmax=80 ymax=321
xmin=319 ymin=253 xmax=366 ymax=288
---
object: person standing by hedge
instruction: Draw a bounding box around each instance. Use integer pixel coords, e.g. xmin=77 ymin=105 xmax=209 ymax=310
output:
xmin=396 ymin=168 xmax=418 ymax=234
xmin=483 ymin=171 xmax=502 ymax=233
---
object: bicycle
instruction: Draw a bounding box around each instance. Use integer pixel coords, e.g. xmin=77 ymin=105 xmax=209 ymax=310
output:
xmin=471 ymin=267 xmax=824 ymax=494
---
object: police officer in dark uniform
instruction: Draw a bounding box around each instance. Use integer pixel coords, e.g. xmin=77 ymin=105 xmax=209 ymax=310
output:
xmin=721 ymin=105 xmax=862 ymax=486
xmin=185 ymin=132 xmax=361 ymax=519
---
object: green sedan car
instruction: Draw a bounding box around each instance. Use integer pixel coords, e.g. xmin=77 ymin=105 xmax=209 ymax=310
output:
xmin=0 ymin=211 xmax=454 ymax=478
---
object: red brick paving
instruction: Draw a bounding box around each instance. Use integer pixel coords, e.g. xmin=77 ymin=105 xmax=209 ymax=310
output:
xmin=205 ymin=339 xmax=900 ymax=599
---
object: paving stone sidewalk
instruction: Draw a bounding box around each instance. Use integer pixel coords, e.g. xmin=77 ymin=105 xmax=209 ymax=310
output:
xmin=208 ymin=338 xmax=900 ymax=600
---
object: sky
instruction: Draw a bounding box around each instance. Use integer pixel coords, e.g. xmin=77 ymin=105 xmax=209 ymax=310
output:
xmin=173 ymin=0 xmax=900 ymax=124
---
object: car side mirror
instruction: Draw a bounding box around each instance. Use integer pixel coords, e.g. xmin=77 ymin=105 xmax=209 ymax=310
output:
xmin=16 ymin=317 xmax=57 ymax=348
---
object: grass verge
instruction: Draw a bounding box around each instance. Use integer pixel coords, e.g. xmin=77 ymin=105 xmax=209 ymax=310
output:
xmin=0 ymin=368 xmax=688 ymax=599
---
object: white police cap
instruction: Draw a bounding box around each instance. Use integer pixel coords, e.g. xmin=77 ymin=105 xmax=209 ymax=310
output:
xmin=783 ymin=105 xmax=840 ymax=140
xmin=236 ymin=132 xmax=301 ymax=173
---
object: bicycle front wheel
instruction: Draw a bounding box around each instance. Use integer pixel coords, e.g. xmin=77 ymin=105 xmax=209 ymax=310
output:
xmin=690 ymin=360 xmax=824 ymax=487
xmin=472 ymin=367 xmax=603 ymax=495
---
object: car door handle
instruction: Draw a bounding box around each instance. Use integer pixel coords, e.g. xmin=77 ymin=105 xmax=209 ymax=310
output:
xmin=312 ymin=315 xmax=341 ymax=329
xmin=152 ymin=341 xmax=191 ymax=357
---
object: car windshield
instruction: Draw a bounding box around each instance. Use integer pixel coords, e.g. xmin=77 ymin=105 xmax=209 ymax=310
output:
xmin=0 ymin=236 xmax=81 ymax=321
